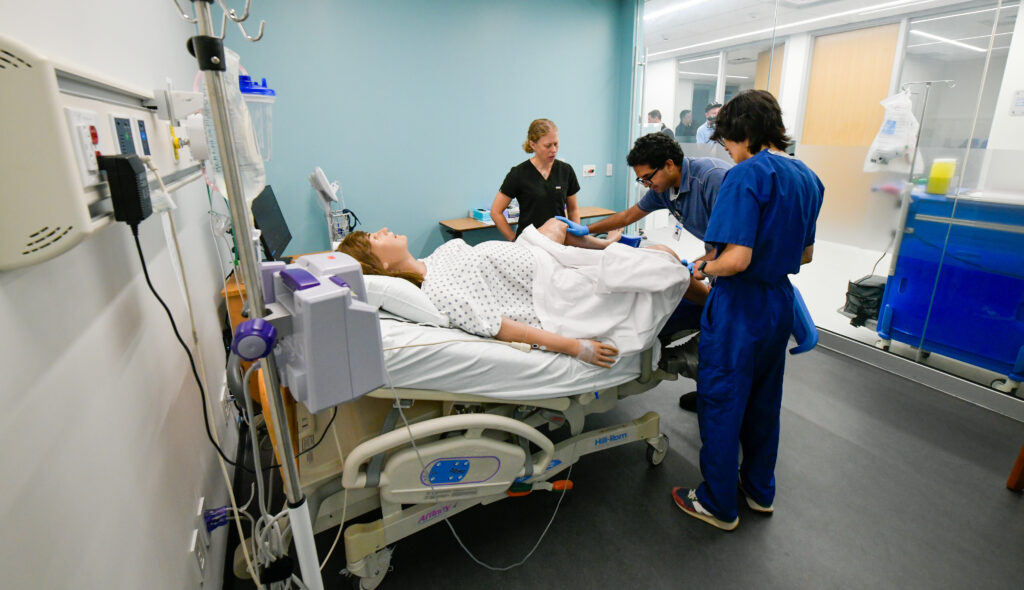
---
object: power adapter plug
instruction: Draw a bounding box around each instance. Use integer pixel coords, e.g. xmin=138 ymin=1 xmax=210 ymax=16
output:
xmin=96 ymin=154 xmax=152 ymax=227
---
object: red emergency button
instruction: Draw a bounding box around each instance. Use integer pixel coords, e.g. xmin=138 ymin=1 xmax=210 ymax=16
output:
xmin=89 ymin=125 xmax=99 ymax=145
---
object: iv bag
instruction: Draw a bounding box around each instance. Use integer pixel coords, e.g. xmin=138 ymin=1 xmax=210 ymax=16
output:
xmin=201 ymin=48 xmax=266 ymax=204
xmin=864 ymin=92 xmax=920 ymax=175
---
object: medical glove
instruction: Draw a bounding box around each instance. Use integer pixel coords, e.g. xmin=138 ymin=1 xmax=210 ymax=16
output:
xmin=555 ymin=216 xmax=590 ymax=236
xmin=575 ymin=339 xmax=619 ymax=368
xmin=618 ymin=234 xmax=642 ymax=248
xmin=680 ymin=259 xmax=695 ymax=273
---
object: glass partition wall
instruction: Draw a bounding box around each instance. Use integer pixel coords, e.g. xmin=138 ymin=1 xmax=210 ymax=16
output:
xmin=639 ymin=0 xmax=1023 ymax=399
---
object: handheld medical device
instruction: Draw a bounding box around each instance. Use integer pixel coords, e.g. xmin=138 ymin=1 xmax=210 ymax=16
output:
xmin=310 ymin=166 xmax=356 ymax=246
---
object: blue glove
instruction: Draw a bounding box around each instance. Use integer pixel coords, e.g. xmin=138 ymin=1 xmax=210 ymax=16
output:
xmin=618 ymin=234 xmax=642 ymax=248
xmin=555 ymin=216 xmax=590 ymax=236
xmin=679 ymin=258 xmax=695 ymax=272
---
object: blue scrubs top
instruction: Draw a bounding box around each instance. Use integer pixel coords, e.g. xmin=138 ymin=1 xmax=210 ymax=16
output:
xmin=694 ymin=149 xmax=824 ymax=521
xmin=704 ymin=150 xmax=823 ymax=283
xmin=637 ymin=156 xmax=732 ymax=241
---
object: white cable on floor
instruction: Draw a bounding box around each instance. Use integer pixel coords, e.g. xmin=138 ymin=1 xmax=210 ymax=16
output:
xmin=385 ymin=366 xmax=571 ymax=573
xmin=319 ymin=426 xmax=349 ymax=570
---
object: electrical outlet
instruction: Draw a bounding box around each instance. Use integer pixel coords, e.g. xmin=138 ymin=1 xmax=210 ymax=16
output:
xmin=190 ymin=528 xmax=207 ymax=584
xmin=196 ymin=496 xmax=210 ymax=548
xmin=606 ymin=163 xmax=613 ymax=176
xmin=219 ymin=377 xmax=235 ymax=429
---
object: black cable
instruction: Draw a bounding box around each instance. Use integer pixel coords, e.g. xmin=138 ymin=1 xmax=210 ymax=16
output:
xmin=260 ymin=407 xmax=338 ymax=472
xmin=131 ymin=225 xmax=250 ymax=472
xmin=134 ymin=223 xmax=342 ymax=475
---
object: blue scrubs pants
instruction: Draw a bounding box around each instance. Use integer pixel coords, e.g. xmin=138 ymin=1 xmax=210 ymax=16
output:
xmin=695 ymin=278 xmax=794 ymax=521
xmin=659 ymin=298 xmax=704 ymax=340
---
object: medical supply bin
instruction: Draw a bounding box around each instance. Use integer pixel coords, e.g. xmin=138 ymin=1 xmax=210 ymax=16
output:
xmin=876 ymin=191 xmax=1024 ymax=385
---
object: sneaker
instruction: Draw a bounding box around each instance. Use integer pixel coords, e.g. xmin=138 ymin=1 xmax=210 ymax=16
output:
xmin=737 ymin=476 xmax=774 ymax=514
xmin=678 ymin=391 xmax=698 ymax=412
xmin=671 ymin=487 xmax=739 ymax=531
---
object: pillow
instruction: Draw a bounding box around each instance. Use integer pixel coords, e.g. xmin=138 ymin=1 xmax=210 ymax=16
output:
xmin=363 ymin=274 xmax=449 ymax=327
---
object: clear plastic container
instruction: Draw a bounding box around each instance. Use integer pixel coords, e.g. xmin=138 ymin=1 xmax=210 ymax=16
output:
xmin=240 ymin=75 xmax=276 ymax=162
xmin=200 ymin=49 xmax=266 ymax=204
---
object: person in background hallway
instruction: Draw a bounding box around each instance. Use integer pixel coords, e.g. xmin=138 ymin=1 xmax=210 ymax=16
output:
xmin=647 ymin=109 xmax=676 ymax=140
xmin=695 ymin=102 xmax=722 ymax=144
xmin=675 ymin=109 xmax=698 ymax=141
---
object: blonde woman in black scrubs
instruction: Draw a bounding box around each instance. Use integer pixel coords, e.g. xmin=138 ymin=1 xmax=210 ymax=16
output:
xmin=490 ymin=119 xmax=581 ymax=241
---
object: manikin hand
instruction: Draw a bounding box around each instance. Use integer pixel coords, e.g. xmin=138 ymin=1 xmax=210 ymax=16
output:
xmin=575 ymin=339 xmax=619 ymax=368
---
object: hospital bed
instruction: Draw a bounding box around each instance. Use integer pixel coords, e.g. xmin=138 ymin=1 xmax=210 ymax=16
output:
xmin=235 ymin=251 xmax=814 ymax=588
xmin=245 ymin=312 xmax=690 ymax=589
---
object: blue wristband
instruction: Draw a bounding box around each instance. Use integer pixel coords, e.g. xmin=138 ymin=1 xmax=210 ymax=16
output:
xmin=555 ymin=216 xmax=589 ymax=236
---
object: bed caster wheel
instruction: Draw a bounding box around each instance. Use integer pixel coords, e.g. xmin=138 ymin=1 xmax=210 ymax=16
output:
xmin=646 ymin=434 xmax=669 ymax=466
xmin=344 ymin=547 xmax=393 ymax=590
xmin=991 ymin=379 xmax=1020 ymax=395
xmin=874 ymin=339 xmax=890 ymax=351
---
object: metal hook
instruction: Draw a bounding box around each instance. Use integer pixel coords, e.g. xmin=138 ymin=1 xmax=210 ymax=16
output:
xmin=169 ymin=0 xmax=197 ymax=23
xmin=218 ymin=0 xmax=252 ymax=23
xmin=236 ymin=18 xmax=266 ymax=42
xmin=214 ymin=11 xmax=229 ymax=40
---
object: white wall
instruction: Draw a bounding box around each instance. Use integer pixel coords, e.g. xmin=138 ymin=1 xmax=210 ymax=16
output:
xmin=643 ymin=57 xmax=677 ymax=126
xmin=675 ymin=78 xmax=695 ymax=128
xmin=0 ymin=3 xmax=235 ymax=588
xmin=778 ymin=33 xmax=812 ymax=143
xmin=981 ymin=6 xmax=1024 ymax=196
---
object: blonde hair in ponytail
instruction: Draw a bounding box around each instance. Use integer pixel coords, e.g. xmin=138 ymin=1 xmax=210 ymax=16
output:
xmin=522 ymin=118 xmax=557 ymax=153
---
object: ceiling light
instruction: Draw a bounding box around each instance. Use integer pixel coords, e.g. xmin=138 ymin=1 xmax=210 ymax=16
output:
xmin=645 ymin=0 xmax=713 ymax=21
xmin=858 ymin=0 xmax=934 ymax=16
xmin=649 ymin=0 xmax=939 ymax=58
xmin=913 ymin=3 xmax=1019 ymax=24
xmin=677 ymin=55 xmax=719 ymax=65
xmin=906 ymin=31 xmax=1013 ymax=48
xmin=909 ymin=29 xmax=986 ymax=52
xmin=678 ymin=71 xmax=749 ymax=79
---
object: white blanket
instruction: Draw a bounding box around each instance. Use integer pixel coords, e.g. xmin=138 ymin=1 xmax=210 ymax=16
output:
xmin=517 ymin=226 xmax=689 ymax=356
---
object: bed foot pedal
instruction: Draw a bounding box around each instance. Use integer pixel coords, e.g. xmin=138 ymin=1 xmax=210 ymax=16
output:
xmin=507 ymin=479 xmax=573 ymax=497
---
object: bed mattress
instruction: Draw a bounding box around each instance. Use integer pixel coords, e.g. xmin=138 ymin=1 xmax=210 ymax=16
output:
xmin=379 ymin=314 xmax=657 ymax=400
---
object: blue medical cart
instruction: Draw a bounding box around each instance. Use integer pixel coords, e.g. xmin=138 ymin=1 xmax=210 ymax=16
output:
xmin=876 ymin=192 xmax=1024 ymax=389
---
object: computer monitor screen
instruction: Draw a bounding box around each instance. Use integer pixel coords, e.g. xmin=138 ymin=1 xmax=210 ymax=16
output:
xmin=251 ymin=185 xmax=292 ymax=261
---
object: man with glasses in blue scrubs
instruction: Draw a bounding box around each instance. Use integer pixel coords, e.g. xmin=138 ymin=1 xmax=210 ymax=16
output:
xmin=587 ymin=133 xmax=732 ymax=410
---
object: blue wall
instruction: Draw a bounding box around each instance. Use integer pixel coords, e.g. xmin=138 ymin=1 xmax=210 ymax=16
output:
xmin=234 ymin=0 xmax=638 ymax=257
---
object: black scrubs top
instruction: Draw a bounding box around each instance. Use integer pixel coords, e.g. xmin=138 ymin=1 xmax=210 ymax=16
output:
xmin=499 ymin=159 xmax=581 ymax=237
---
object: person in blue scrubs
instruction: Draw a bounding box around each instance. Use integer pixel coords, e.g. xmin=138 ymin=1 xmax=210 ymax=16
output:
xmin=671 ymin=90 xmax=824 ymax=531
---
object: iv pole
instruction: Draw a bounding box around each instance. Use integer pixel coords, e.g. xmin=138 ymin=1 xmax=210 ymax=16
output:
xmin=177 ymin=1 xmax=324 ymax=588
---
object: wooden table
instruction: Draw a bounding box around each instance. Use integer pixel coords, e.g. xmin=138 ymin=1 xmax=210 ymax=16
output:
xmin=439 ymin=206 xmax=616 ymax=239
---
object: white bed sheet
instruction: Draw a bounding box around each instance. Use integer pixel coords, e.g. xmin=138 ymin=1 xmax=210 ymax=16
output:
xmin=379 ymin=314 xmax=658 ymax=401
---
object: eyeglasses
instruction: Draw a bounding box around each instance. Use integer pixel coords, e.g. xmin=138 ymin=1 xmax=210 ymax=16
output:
xmin=635 ymin=166 xmax=663 ymax=186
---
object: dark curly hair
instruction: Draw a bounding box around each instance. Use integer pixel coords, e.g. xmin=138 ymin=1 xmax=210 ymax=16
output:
xmin=710 ymin=90 xmax=792 ymax=154
xmin=626 ymin=132 xmax=684 ymax=169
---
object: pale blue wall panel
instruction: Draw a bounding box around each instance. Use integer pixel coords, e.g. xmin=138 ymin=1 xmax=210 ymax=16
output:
xmin=234 ymin=0 xmax=637 ymax=256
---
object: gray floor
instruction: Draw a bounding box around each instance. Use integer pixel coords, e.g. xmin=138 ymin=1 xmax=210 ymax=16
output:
xmin=311 ymin=348 xmax=1024 ymax=589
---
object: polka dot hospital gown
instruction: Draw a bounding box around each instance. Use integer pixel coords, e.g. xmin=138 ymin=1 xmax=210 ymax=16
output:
xmin=421 ymin=239 xmax=540 ymax=338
